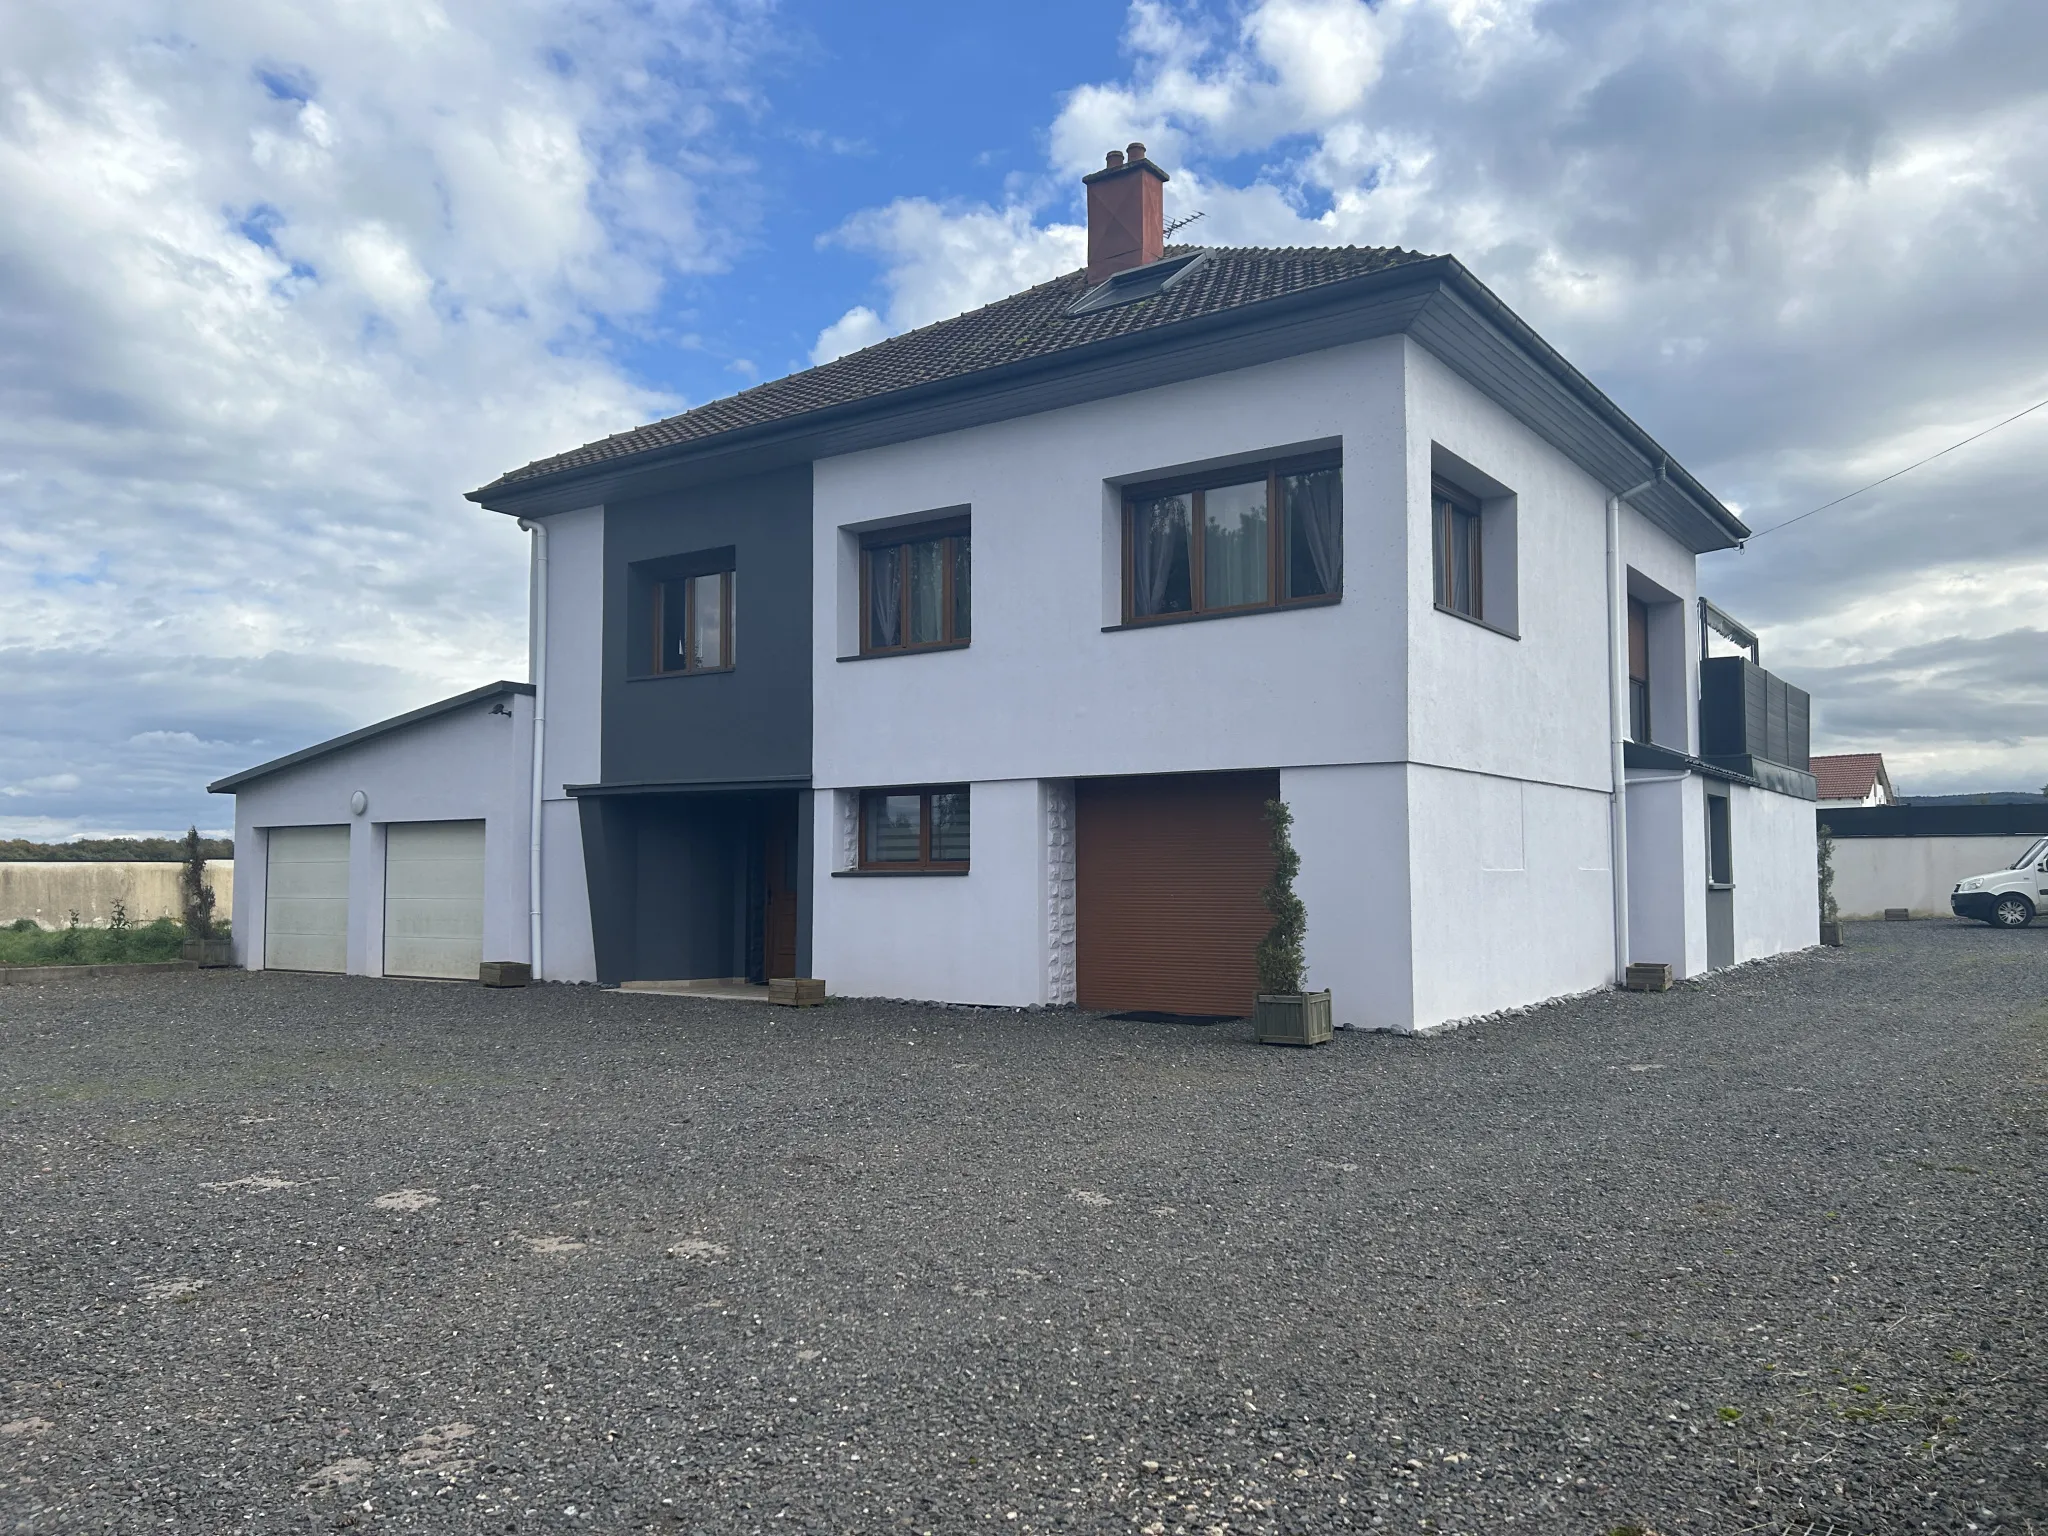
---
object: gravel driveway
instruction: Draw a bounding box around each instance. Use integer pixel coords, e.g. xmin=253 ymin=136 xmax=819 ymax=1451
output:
xmin=2 ymin=920 xmax=2042 ymax=1535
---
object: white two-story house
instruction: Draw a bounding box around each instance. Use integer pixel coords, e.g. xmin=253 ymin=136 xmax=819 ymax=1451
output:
xmin=213 ymin=144 xmax=1819 ymax=1029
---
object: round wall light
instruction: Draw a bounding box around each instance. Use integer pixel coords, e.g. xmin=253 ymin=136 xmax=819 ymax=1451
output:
xmin=350 ymin=790 xmax=368 ymax=817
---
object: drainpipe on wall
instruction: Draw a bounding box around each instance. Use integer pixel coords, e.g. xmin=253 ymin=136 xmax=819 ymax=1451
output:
xmin=1605 ymin=462 xmax=1664 ymax=985
xmin=517 ymin=517 xmax=548 ymax=980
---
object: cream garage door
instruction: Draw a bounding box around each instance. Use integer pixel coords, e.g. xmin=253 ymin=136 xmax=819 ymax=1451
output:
xmin=383 ymin=821 xmax=486 ymax=981
xmin=264 ymin=825 xmax=351 ymax=973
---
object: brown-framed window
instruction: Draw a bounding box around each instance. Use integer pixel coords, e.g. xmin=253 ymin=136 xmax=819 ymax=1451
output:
xmin=1433 ymin=480 xmax=1482 ymax=619
xmin=1627 ymin=596 xmax=1652 ymax=744
xmin=861 ymin=521 xmax=970 ymax=654
xmin=859 ymin=785 xmax=970 ymax=870
xmin=1121 ymin=456 xmax=1341 ymax=623
xmin=654 ymin=569 xmax=733 ymax=674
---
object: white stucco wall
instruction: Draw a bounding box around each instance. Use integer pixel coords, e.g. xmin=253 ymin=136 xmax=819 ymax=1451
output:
xmin=1283 ymin=763 xmax=1413 ymax=1031
xmin=1729 ymin=783 xmax=1819 ymax=962
xmin=1626 ymin=771 xmax=1708 ymax=978
xmin=810 ymin=777 xmax=1049 ymax=1005
xmin=535 ymin=505 xmax=603 ymax=981
xmin=225 ymin=692 xmax=533 ymax=976
xmin=811 ymin=337 xmax=1410 ymax=790
xmin=1405 ymin=763 xmax=1615 ymax=1029
xmin=1830 ymin=834 xmax=2041 ymax=919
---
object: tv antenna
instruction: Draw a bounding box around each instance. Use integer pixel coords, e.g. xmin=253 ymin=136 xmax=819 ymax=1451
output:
xmin=1163 ymin=210 xmax=1206 ymax=238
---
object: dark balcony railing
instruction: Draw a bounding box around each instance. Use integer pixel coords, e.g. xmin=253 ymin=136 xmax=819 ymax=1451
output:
xmin=1699 ymin=655 xmax=1814 ymax=794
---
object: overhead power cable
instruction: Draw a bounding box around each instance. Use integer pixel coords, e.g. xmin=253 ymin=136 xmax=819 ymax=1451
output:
xmin=1747 ymin=394 xmax=2048 ymax=541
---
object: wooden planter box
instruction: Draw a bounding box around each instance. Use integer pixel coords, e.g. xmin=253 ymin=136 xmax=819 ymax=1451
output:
xmin=181 ymin=938 xmax=234 ymax=968
xmin=768 ymin=977 xmax=826 ymax=1007
xmin=1624 ymin=962 xmax=1673 ymax=992
xmin=479 ymin=960 xmax=531 ymax=988
xmin=1819 ymin=921 xmax=1843 ymax=947
xmin=1254 ymin=990 xmax=1332 ymax=1047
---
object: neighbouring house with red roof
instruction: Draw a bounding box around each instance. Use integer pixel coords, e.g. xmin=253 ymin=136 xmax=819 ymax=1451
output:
xmin=1812 ymin=753 xmax=1896 ymax=809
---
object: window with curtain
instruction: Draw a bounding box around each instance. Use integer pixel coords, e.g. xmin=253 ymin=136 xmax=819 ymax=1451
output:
xmin=1432 ymin=481 xmax=1483 ymax=620
xmin=862 ymin=521 xmax=970 ymax=654
xmin=1122 ymin=456 xmax=1341 ymax=622
xmin=859 ymin=786 xmax=970 ymax=871
xmin=655 ymin=569 xmax=734 ymax=674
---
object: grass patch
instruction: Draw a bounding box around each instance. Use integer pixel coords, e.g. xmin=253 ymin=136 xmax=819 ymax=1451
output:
xmin=0 ymin=913 xmax=225 ymax=967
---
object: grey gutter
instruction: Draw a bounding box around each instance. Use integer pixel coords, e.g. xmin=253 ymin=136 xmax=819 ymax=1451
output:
xmin=468 ymin=255 xmax=1748 ymax=551
xmin=207 ymin=680 xmax=534 ymax=794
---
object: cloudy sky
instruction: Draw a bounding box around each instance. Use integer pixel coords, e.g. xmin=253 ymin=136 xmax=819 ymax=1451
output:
xmin=2 ymin=0 xmax=2043 ymax=838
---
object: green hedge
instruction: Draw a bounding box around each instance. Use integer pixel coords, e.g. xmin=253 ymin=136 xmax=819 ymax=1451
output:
xmin=0 ymin=916 xmax=229 ymax=967
xmin=0 ymin=836 xmax=233 ymax=862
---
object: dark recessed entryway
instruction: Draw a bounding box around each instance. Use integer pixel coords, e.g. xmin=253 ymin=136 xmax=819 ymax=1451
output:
xmin=1075 ymin=770 xmax=1279 ymax=1018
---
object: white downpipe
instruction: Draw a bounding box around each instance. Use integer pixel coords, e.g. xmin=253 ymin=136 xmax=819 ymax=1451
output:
xmin=518 ymin=517 xmax=548 ymax=980
xmin=1605 ymin=464 xmax=1662 ymax=985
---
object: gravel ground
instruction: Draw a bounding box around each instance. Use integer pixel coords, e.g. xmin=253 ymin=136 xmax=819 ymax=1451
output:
xmin=1 ymin=921 xmax=2042 ymax=1536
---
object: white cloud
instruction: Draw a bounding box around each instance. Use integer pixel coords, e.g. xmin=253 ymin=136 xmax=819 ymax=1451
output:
xmin=820 ymin=0 xmax=2048 ymax=790
xmin=0 ymin=0 xmax=772 ymax=834
xmin=810 ymin=305 xmax=887 ymax=365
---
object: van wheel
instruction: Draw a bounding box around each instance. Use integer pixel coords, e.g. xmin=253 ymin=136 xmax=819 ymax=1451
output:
xmin=1991 ymin=894 xmax=2035 ymax=928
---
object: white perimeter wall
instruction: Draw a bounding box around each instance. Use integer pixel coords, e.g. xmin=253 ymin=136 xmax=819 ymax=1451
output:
xmin=1831 ymin=835 xmax=2040 ymax=918
xmin=1283 ymin=763 xmax=1413 ymax=1030
xmin=226 ymin=693 xmax=532 ymax=976
xmin=1729 ymin=783 xmax=1819 ymax=963
xmin=535 ymin=505 xmax=603 ymax=982
xmin=810 ymin=777 xmax=1050 ymax=1005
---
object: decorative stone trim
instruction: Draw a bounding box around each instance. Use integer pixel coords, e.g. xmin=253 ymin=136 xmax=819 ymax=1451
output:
xmin=1043 ymin=779 xmax=1077 ymax=1006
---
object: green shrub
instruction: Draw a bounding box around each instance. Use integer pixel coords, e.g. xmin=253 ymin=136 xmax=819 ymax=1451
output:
xmin=0 ymin=913 xmax=215 ymax=967
xmin=1255 ymin=798 xmax=1308 ymax=996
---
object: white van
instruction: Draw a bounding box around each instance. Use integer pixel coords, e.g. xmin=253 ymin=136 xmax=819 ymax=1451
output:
xmin=1950 ymin=836 xmax=2048 ymax=928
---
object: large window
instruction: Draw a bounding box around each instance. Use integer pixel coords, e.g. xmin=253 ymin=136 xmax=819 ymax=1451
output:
xmin=1122 ymin=457 xmax=1341 ymax=623
xmin=1627 ymin=596 xmax=1652 ymax=744
xmin=859 ymin=786 xmax=970 ymax=871
xmin=1432 ymin=480 xmax=1483 ymax=620
xmin=862 ymin=522 xmax=970 ymax=654
xmin=654 ymin=569 xmax=733 ymax=674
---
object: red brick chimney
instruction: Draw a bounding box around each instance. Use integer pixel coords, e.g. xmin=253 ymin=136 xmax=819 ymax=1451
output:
xmin=1083 ymin=142 xmax=1168 ymax=284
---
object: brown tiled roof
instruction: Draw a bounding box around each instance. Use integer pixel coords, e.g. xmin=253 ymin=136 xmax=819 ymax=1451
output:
xmin=1811 ymin=752 xmax=1888 ymax=801
xmin=475 ymin=244 xmax=1434 ymax=494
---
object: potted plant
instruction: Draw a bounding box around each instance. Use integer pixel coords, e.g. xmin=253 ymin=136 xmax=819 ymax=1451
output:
xmin=1817 ymin=822 xmax=1842 ymax=947
xmin=1252 ymin=799 xmax=1332 ymax=1046
xmin=178 ymin=826 xmax=233 ymax=967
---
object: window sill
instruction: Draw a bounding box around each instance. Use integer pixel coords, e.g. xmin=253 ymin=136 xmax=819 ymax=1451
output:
xmin=627 ymin=666 xmax=735 ymax=682
xmin=1103 ymin=594 xmax=1340 ymax=633
xmin=1707 ymin=881 xmax=1735 ymax=892
xmin=1432 ymin=602 xmax=1519 ymax=640
xmin=837 ymin=641 xmax=971 ymax=662
xmin=831 ymin=867 xmax=971 ymax=877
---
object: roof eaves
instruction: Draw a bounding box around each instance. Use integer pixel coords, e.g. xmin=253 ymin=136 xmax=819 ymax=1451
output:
xmin=467 ymin=255 xmax=1456 ymax=512
xmin=208 ymin=680 xmax=534 ymax=794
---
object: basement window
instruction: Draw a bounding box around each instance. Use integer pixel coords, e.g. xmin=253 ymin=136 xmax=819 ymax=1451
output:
xmin=859 ymin=786 xmax=970 ymax=872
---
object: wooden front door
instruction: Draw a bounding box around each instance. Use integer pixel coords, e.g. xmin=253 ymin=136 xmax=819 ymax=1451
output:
xmin=1075 ymin=770 xmax=1279 ymax=1017
xmin=763 ymin=798 xmax=800 ymax=981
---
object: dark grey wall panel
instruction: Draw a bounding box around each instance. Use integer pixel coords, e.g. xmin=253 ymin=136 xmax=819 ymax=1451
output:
xmin=631 ymin=799 xmax=741 ymax=981
xmin=602 ymin=463 xmax=812 ymax=787
xmin=577 ymin=796 xmax=639 ymax=985
xmin=1822 ymin=804 xmax=2048 ymax=838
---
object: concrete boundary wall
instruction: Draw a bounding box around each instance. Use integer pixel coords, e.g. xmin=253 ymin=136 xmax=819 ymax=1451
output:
xmin=0 ymin=863 xmax=232 ymax=929
xmin=1830 ymin=834 xmax=2039 ymax=919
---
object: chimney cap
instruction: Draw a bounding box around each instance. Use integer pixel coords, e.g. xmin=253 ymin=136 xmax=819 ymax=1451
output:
xmin=1126 ymin=141 xmax=1147 ymax=163
xmin=1104 ymin=149 xmax=1124 ymax=169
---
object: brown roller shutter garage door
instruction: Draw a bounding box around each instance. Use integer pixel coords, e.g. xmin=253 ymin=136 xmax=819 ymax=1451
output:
xmin=1076 ymin=770 xmax=1279 ymax=1017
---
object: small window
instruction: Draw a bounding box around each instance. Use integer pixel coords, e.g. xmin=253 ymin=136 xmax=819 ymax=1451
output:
xmin=862 ymin=523 xmax=970 ymax=654
xmin=655 ymin=569 xmax=733 ymax=674
xmin=1123 ymin=458 xmax=1341 ymax=623
xmin=1627 ymin=596 xmax=1652 ymax=745
xmin=1432 ymin=481 xmax=1482 ymax=620
xmin=859 ymin=786 xmax=970 ymax=871
xmin=1706 ymin=793 xmax=1733 ymax=887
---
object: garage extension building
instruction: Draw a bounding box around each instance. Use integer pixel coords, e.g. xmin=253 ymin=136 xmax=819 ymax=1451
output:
xmin=211 ymin=145 xmax=1822 ymax=1028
